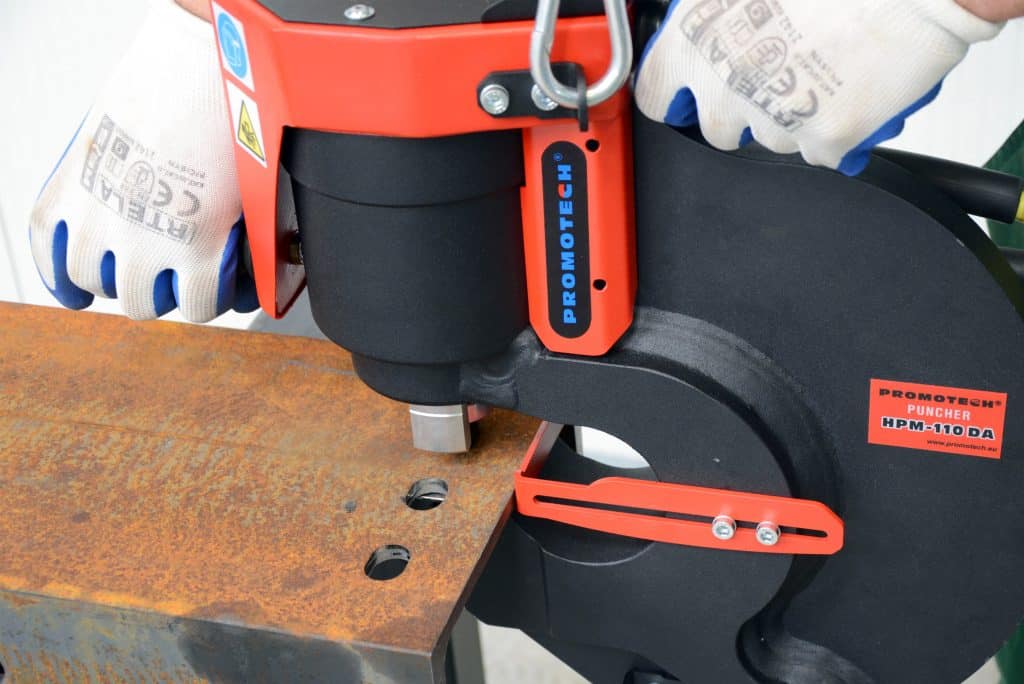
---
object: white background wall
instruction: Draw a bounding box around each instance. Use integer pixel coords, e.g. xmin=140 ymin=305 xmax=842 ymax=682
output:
xmin=0 ymin=4 xmax=1021 ymax=683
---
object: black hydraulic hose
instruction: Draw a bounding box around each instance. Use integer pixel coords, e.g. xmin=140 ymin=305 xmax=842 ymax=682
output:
xmin=876 ymin=148 xmax=1024 ymax=225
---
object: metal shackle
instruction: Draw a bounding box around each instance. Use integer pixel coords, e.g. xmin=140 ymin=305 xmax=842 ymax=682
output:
xmin=529 ymin=0 xmax=634 ymax=110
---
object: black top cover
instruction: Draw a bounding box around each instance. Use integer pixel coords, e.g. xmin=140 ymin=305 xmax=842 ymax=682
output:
xmin=255 ymin=0 xmax=605 ymax=28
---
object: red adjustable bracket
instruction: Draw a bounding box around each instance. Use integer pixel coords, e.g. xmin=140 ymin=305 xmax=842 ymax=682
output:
xmin=514 ymin=423 xmax=845 ymax=555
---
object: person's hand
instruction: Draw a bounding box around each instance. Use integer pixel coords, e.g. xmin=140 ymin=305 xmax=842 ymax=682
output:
xmin=29 ymin=0 xmax=256 ymax=322
xmin=635 ymin=0 xmax=1002 ymax=175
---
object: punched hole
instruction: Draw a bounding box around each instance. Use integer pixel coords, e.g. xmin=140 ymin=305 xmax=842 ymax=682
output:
xmin=364 ymin=545 xmax=411 ymax=581
xmin=405 ymin=478 xmax=449 ymax=510
xmin=593 ymin=279 xmax=607 ymax=292
xmin=585 ymin=139 xmax=600 ymax=152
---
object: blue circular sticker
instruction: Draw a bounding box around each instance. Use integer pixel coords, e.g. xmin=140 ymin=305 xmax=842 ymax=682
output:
xmin=217 ymin=13 xmax=248 ymax=80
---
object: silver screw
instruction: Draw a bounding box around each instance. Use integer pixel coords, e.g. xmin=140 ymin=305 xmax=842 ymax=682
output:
xmin=531 ymin=84 xmax=559 ymax=112
xmin=479 ymin=84 xmax=511 ymax=116
xmin=344 ymin=4 xmax=375 ymax=21
xmin=711 ymin=515 xmax=736 ymax=541
xmin=756 ymin=522 xmax=781 ymax=547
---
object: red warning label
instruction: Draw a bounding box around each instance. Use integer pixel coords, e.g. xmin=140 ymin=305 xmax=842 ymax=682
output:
xmin=868 ymin=379 xmax=1007 ymax=459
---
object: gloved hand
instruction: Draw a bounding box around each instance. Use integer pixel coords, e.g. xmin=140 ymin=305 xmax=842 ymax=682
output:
xmin=635 ymin=0 xmax=1002 ymax=175
xmin=29 ymin=0 xmax=256 ymax=322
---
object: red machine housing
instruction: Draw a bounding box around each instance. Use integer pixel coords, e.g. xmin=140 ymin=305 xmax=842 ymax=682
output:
xmin=210 ymin=1 xmax=636 ymax=356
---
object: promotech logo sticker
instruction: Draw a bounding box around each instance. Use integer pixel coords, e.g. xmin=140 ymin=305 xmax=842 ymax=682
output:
xmin=542 ymin=141 xmax=591 ymax=338
xmin=868 ymin=379 xmax=1007 ymax=459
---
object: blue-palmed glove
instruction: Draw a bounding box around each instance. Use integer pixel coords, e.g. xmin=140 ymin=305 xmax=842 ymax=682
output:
xmin=635 ymin=0 xmax=1002 ymax=175
xmin=29 ymin=0 xmax=257 ymax=322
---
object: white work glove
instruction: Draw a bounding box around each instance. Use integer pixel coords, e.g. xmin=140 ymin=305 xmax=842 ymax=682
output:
xmin=29 ymin=0 xmax=256 ymax=322
xmin=635 ymin=0 xmax=1002 ymax=175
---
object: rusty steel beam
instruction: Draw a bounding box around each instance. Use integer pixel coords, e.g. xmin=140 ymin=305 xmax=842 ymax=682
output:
xmin=0 ymin=303 xmax=538 ymax=682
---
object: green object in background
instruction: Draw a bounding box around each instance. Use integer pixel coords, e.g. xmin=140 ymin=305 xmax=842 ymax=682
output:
xmin=991 ymin=120 xmax=1024 ymax=684
xmin=999 ymin=623 xmax=1024 ymax=684
xmin=986 ymin=119 xmax=1024 ymax=248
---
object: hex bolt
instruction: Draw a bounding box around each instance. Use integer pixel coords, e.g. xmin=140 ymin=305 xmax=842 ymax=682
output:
xmin=344 ymin=4 xmax=375 ymax=21
xmin=711 ymin=515 xmax=736 ymax=541
xmin=531 ymin=84 xmax=559 ymax=112
xmin=479 ymin=84 xmax=511 ymax=116
xmin=756 ymin=521 xmax=781 ymax=547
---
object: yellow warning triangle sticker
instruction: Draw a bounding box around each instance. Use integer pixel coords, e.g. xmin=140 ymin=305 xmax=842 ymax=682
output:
xmin=237 ymin=101 xmax=265 ymax=162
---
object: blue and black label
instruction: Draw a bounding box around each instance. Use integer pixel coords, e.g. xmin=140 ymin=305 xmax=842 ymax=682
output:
xmin=543 ymin=142 xmax=591 ymax=337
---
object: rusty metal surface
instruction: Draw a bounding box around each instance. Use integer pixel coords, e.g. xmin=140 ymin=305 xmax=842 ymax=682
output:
xmin=0 ymin=302 xmax=538 ymax=682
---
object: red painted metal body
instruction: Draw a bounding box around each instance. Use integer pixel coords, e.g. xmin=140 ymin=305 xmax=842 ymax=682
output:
xmin=210 ymin=1 xmax=636 ymax=355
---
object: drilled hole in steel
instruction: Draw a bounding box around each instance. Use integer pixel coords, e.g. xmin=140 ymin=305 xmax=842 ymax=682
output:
xmin=364 ymin=545 xmax=411 ymax=581
xmin=593 ymin=279 xmax=607 ymax=292
xmin=404 ymin=478 xmax=449 ymax=510
xmin=585 ymin=139 xmax=600 ymax=152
